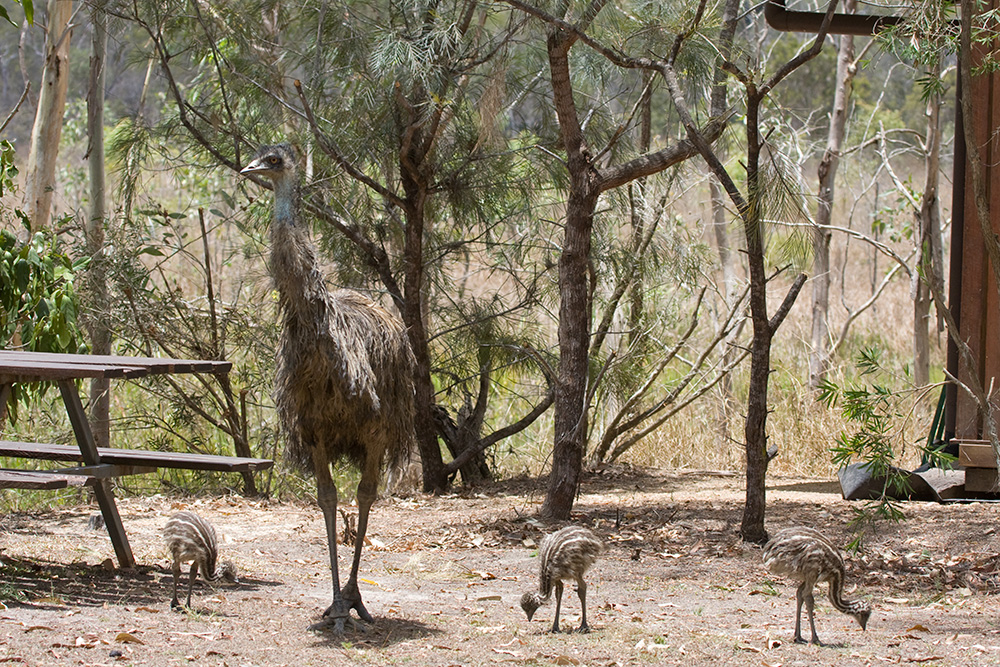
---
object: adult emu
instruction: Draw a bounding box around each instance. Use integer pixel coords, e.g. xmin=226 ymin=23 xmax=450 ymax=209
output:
xmin=241 ymin=144 xmax=416 ymax=631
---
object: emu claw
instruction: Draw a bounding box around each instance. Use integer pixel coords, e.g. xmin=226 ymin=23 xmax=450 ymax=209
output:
xmin=309 ymin=600 xmax=369 ymax=633
xmin=308 ymin=614 xmax=354 ymax=633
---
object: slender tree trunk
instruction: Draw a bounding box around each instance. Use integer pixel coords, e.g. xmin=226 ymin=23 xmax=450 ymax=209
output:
xmin=399 ymin=129 xmax=448 ymax=493
xmin=85 ymin=0 xmax=111 ymax=448
xmin=627 ymin=73 xmax=653 ymax=345
xmin=914 ymin=59 xmax=943 ymax=387
xmin=710 ymin=170 xmax=738 ymax=429
xmin=541 ymin=26 xmax=597 ymax=520
xmin=24 ymin=0 xmax=72 ymax=231
xmin=809 ymin=1 xmax=856 ymax=393
xmin=531 ymin=0 xmax=737 ymax=518
xmin=740 ymin=98 xmax=773 ymax=544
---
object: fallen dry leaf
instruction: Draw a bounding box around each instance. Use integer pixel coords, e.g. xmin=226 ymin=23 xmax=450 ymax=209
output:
xmin=115 ymin=632 xmax=144 ymax=645
xmin=29 ymin=596 xmax=65 ymax=606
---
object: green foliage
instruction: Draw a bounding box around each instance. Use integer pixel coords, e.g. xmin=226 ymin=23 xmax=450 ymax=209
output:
xmin=0 ymin=229 xmax=89 ymax=423
xmin=819 ymin=348 xmax=954 ymax=550
xmin=0 ymin=140 xmax=17 ymax=198
xmin=0 ymin=0 xmax=31 ymax=27
xmin=0 ymin=231 xmax=88 ymax=354
xmin=972 ymin=1 xmax=1000 ymax=75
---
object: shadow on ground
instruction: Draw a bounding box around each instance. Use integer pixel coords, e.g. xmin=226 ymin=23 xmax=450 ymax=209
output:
xmin=308 ymin=615 xmax=442 ymax=649
xmin=0 ymin=553 xmax=281 ymax=609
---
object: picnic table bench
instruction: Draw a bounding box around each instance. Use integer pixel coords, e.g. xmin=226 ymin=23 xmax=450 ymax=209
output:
xmin=0 ymin=350 xmax=273 ymax=568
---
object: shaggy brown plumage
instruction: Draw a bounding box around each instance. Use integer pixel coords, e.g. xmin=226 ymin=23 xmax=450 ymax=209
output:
xmin=163 ymin=511 xmax=237 ymax=610
xmin=241 ymin=144 xmax=416 ymax=632
xmin=521 ymin=526 xmax=604 ymax=633
xmin=763 ymin=526 xmax=871 ymax=645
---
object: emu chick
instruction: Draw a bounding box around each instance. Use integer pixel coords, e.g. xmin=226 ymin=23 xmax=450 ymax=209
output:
xmin=164 ymin=511 xmax=238 ymax=610
xmin=521 ymin=526 xmax=604 ymax=633
xmin=763 ymin=526 xmax=871 ymax=645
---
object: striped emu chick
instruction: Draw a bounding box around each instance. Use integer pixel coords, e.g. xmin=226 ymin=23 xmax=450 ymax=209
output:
xmin=521 ymin=526 xmax=604 ymax=633
xmin=163 ymin=511 xmax=238 ymax=610
xmin=763 ymin=526 xmax=870 ymax=645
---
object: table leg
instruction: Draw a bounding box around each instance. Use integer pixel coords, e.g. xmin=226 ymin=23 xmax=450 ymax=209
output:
xmin=58 ymin=379 xmax=136 ymax=569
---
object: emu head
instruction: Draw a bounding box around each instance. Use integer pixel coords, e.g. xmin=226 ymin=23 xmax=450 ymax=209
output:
xmin=220 ymin=560 xmax=239 ymax=584
xmin=240 ymin=144 xmax=298 ymax=183
xmin=241 ymin=144 xmax=300 ymax=226
xmin=520 ymin=592 xmax=541 ymax=621
xmin=854 ymin=605 xmax=871 ymax=631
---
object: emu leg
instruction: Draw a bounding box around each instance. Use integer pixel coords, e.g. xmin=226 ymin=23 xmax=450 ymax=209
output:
xmin=551 ymin=580 xmax=564 ymax=633
xmin=186 ymin=562 xmax=199 ymax=609
xmin=803 ymin=588 xmax=822 ymax=645
xmin=310 ymin=449 xmax=349 ymax=632
xmin=170 ymin=558 xmax=182 ymax=610
xmin=575 ymin=577 xmax=590 ymax=633
xmin=340 ymin=469 xmax=377 ymax=624
xmin=793 ymin=582 xmax=807 ymax=644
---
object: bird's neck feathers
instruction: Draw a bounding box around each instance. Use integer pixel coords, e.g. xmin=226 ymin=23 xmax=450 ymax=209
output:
xmin=267 ymin=185 xmax=330 ymax=327
xmin=538 ymin=574 xmax=554 ymax=601
xmin=271 ymin=177 xmax=300 ymax=228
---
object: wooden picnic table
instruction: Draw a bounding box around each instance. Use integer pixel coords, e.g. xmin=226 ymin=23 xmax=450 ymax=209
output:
xmin=0 ymin=350 xmax=273 ymax=568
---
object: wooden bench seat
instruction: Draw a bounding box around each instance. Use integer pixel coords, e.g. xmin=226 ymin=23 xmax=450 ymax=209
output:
xmin=0 ymin=441 xmax=274 ymax=473
xmin=0 ymin=469 xmax=89 ymax=490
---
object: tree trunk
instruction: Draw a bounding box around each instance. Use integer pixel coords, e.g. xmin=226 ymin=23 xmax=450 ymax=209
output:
xmin=914 ymin=59 xmax=943 ymax=387
xmin=809 ymin=2 xmax=856 ymax=393
xmin=532 ymin=0 xmax=737 ymax=518
xmin=740 ymin=98 xmax=772 ymax=544
xmin=24 ymin=0 xmax=72 ymax=231
xmin=541 ymin=26 xmax=597 ymax=520
xmin=710 ymin=171 xmax=738 ymax=430
xmin=399 ymin=124 xmax=448 ymax=493
xmin=85 ymin=0 xmax=111 ymax=448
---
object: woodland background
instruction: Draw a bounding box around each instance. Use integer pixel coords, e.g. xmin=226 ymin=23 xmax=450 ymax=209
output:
xmin=0 ymin=0 xmax=964 ymax=536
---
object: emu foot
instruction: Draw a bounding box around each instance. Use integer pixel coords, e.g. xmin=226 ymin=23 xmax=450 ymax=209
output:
xmin=340 ymin=581 xmax=374 ymax=624
xmin=309 ymin=595 xmax=372 ymax=633
xmin=574 ymin=624 xmax=591 ymax=634
xmin=308 ymin=612 xmax=359 ymax=634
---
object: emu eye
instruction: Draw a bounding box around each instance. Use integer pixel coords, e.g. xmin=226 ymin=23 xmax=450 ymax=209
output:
xmin=267 ymin=156 xmax=280 ymax=165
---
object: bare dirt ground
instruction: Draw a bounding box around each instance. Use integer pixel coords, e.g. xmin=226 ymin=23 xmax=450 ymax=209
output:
xmin=2 ymin=466 xmax=999 ymax=667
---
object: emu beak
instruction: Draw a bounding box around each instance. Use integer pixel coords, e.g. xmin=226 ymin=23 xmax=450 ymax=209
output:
xmin=240 ymin=158 xmax=266 ymax=176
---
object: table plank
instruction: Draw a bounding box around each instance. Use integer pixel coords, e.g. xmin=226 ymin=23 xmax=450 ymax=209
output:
xmin=0 ymin=351 xmax=231 ymax=379
xmin=0 ymin=441 xmax=274 ymax=473
xmin=0 ymin=359 xmax=148 ymax=381
xmin=0 ymin=469 xmax=87 ymax=490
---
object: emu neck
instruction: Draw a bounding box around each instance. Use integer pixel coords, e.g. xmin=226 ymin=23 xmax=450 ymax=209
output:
xmin=272 ymin=177 xmax=299 ymax=228
xmin=267 ymin=176 xmax=329 ymax=330
xmin=537 ymin=574 xmax=554 ymax=601
xmin=825 ymin=568 xmax=852 ymax=612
